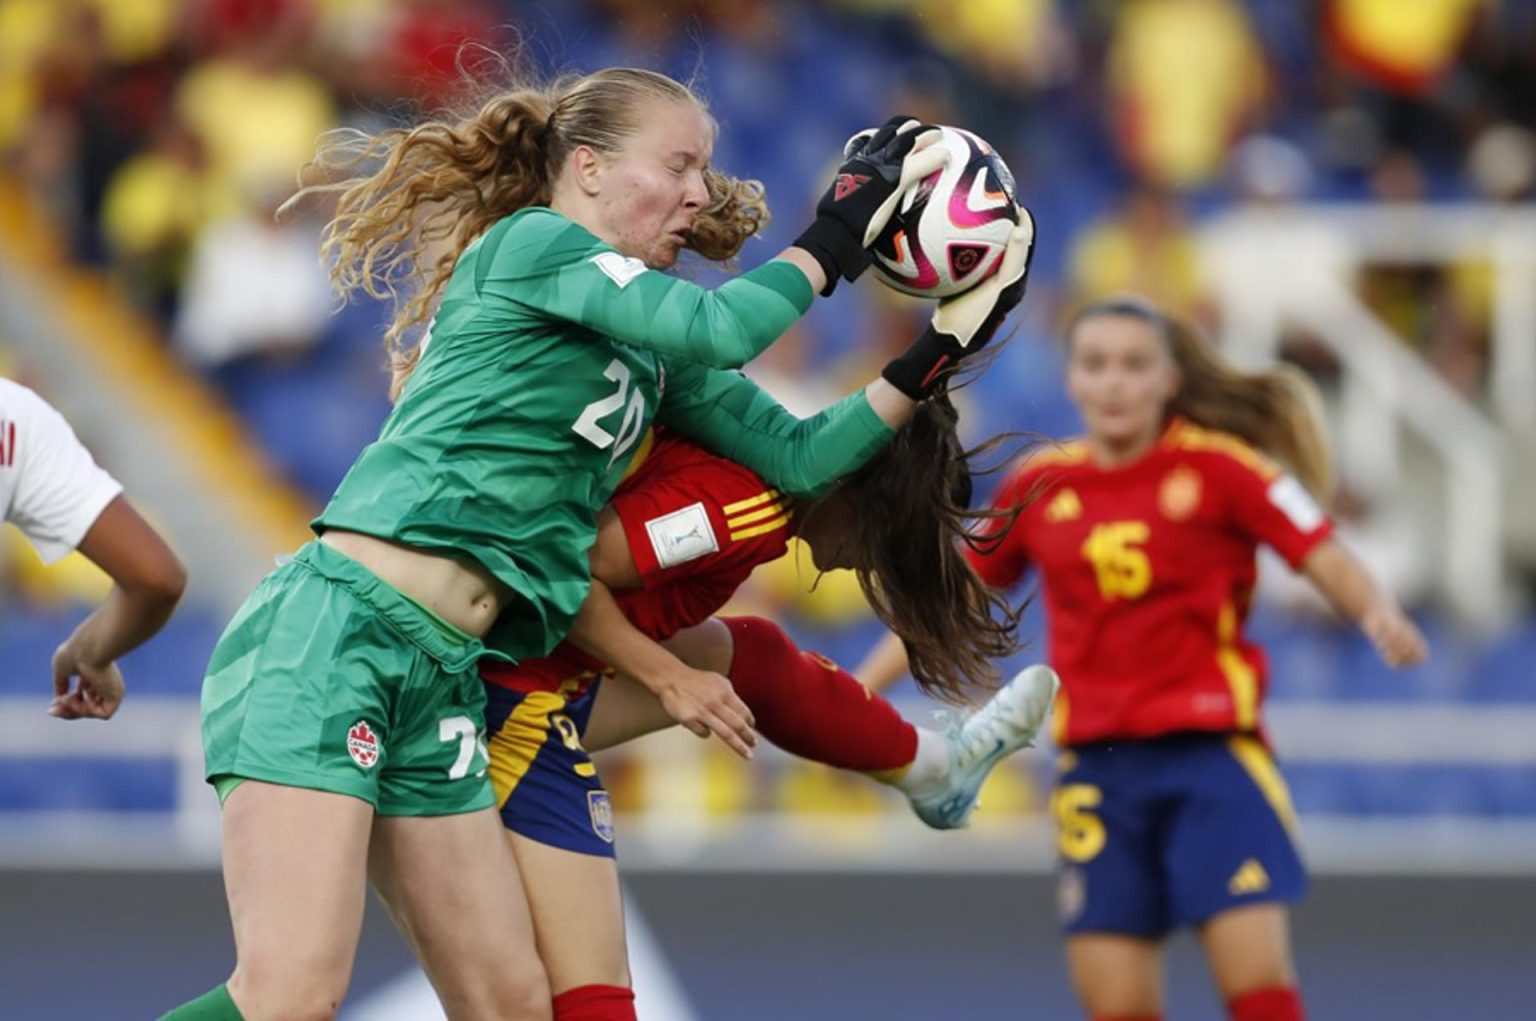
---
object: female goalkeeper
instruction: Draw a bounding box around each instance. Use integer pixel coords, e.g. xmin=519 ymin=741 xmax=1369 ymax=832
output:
xmin=168 ymin=67 xmax=1018 ymax=1021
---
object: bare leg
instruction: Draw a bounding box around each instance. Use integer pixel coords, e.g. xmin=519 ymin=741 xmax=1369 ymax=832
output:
xmin=222 ymin=781 xmax=373 ymax=1021
xmin=369 ymin=809 xmax=552 ymax=1021
xmin=506 ymin=833 xmax=632 ymax=993
xmin=1198 ymin=903 xmax=1299 ymax=1001
xmin=1065 ymin=933 xmax=1164 ymax=1018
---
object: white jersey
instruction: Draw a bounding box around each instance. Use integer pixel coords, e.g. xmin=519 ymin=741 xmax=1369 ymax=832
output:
xmin=0 ymin=378 xmax=123 ymax=564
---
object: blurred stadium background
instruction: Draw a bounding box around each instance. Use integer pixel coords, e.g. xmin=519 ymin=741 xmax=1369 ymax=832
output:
xmin=2 ymin=0 xmax=1534 ymax=1017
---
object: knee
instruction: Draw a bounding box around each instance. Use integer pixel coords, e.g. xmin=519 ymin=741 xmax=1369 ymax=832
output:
xmin=228 ymin=961 xmax=350 ymax=1021
xmin=454 ymin=959 xmax=553 ymax=1021
xmin=723 ymin=615 xmax=791 ymax=659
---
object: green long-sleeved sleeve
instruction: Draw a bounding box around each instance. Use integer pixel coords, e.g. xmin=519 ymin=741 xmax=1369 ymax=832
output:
xmin=657 ymin=360 xmax=894 ymax=498
xmin=476 ymin=208 xmax=814 ymax=369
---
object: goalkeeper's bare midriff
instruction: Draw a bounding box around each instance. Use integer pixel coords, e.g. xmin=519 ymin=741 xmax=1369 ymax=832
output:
xmin=319 ymin=529 xmax=511 ymax=638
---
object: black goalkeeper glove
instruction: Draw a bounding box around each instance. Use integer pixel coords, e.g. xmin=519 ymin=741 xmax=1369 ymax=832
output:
xmin=794 ymin=116 xmax=947 ymax=296
xmin=881 ymin=210 xmax=1036 ymax=400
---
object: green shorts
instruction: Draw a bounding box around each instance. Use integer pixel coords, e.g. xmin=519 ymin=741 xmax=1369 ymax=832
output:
xmin=200 ymin=540 xmax=499 ymax=816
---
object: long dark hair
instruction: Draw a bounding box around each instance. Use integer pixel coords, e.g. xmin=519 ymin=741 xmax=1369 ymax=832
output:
xmin=826 ymin=389 xmax=1028 ymax=704
xmin=1069 ymin=297 xmax=1334 ymax=500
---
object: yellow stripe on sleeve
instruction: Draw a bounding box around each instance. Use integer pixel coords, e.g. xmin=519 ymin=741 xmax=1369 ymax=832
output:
xmin=722 ymin=490 xmax=780 ymax=515
xmin=726 ymin=499 xmax=790 ymax=528
xmin=730 ymin=513 xmax=791 ymax=542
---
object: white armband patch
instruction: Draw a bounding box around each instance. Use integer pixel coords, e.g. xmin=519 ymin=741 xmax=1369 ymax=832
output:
xmin=1266 ymin=474 xmax=1323 ymax=532
xmin=645 ymin=502 xmax=719 ymax=569
xmin=592 ymin=251 xmax=649 ymax=289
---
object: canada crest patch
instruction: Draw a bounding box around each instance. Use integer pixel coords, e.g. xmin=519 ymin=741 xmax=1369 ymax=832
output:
xmin=347 ymin=720 xmax=381 ymax=769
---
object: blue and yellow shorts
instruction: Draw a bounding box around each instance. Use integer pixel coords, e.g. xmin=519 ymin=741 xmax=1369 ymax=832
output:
xmin=482 ymin=672 xmax=614 ymax=858
xmin=1051 ymin=731 xmax=1307 ymax=937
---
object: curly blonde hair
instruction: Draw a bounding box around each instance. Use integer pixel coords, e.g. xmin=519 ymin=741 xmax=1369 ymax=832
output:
xmin=293 ymin=68 xmax=770 ymax=399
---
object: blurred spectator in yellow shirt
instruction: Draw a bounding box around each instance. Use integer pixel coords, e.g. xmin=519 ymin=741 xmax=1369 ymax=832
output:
xmin=1067 ymin=183 xmax=1207 ymax=324
xmin=0 ymin=0 xmax=178 ymax=155
xmin=175 ymin=10 xmax=335 ymax=207
xmin=1106 ymin=0 xmax=1267 ymax=190
xmin=914 ymin=0 xmax=1073 ymax=92
xmin=1324 ymin=0 xmax=1491 ymax=96
xmin=101 ymin=116 xmax=225 ymax=320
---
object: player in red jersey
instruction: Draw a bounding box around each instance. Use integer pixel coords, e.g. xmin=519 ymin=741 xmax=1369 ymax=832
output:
xmin=860 ymin=297 xmax=1427 ymax=1021
xmin=470 ymin=404 xmax=1058 ymax=1021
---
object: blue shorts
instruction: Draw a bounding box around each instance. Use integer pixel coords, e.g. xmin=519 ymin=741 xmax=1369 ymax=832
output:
xmin=1052 ymin=732 xmax=1307 ymax=937
xmin=482 ymin=677 xmax=615 ymax=858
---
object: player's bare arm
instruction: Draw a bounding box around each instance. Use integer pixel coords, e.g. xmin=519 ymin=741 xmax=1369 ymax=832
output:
xmin=566 ymin=576 xmax=757 ymax=759
xmin=50 ymin=495 xmax=186 ymax=720
xmin=1300 ymin=538 xmax=1429 ymax=668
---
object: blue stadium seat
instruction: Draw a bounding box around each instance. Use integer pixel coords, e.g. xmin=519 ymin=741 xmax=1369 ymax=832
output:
xmin=1468 ymin=620 xmax=1536 ymax=702
xmin=215 ymin=321 xmax=392 ymax=504
xmin=1285 ymin=762 xmax=1536 ymax=818
xmin=0 ymin=757 xmax=176 ymax=812
xmin=0 ymin=603 xmax=225 ymax=697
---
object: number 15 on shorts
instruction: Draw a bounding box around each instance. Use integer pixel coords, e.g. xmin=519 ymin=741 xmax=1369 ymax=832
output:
xmin=439 ymin=715 xmax=489 ymax=780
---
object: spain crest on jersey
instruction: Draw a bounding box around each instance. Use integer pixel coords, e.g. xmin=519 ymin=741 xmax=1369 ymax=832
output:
xmin=588 ymin=790 xmax=615 ymax=844
xmin=1159 ymin=466 xmax=1202 ymax=521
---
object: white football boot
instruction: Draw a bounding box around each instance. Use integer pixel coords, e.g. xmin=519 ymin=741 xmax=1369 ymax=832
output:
xmin=908 ymin=664 xmax=1060 ymax=830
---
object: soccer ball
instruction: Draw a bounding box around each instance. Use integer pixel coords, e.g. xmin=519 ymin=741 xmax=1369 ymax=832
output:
xmin=870 ymin=126 xmax=1019 ymax=299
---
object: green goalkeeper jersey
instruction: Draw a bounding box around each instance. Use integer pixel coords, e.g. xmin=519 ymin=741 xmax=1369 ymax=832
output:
xmin=316 ymin=207 xmax=891 ymax=662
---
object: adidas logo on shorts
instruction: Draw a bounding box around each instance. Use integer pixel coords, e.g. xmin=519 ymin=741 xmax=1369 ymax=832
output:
xmin=1228 ymin=858 xmax=1271 ymax=896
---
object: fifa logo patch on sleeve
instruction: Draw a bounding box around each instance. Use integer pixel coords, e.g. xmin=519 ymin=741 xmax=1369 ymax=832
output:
xmin=1267 ymin=474 xmax=1324 ymax=532
xmin=588 ymin=790 xmax=616 ymax=843
xmin=645 ymin=501 xmax=719 ymax=568
xmin=592 ymin=251 xmax=649 ymax=289
xmin=347 ymin=720 xmax=382 ymax=769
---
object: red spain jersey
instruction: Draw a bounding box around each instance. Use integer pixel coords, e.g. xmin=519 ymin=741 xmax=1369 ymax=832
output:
xmin=481 ymin=429 xmax=795 ymax=694
xmin=968 ymin=417 xmax=1333 ymax=746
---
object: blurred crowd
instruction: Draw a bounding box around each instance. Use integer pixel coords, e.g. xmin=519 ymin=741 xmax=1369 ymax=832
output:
xmin=5 ymin=1 xmax=1535 ymax=376
xmin=4 ymin=0 xmax=1536 ymax=627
